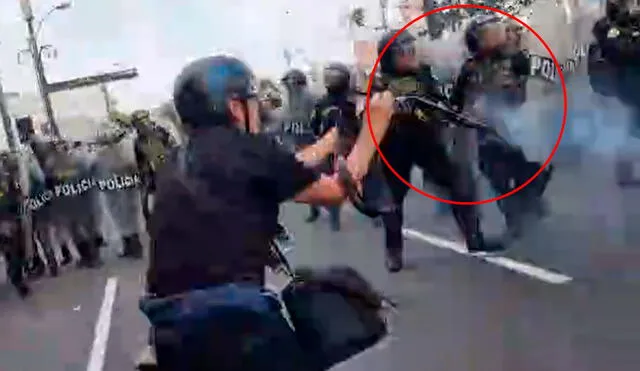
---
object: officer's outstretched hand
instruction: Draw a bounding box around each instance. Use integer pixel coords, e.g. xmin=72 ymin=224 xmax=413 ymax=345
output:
xmin=346 ymin=91 xmax=395 ymax=182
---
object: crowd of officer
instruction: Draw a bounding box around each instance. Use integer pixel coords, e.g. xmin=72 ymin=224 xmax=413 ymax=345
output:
xmin=257 ymin=15 xmax=556 ymax=272
xmin=0 ymin=109 xmax=176 ymax=298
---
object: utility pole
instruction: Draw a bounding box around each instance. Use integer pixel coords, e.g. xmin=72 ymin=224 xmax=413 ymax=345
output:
xmin=19 ymin=0 xmax=63 ymax=138
xmin=99 ymin=84 xmax=112 ymax=115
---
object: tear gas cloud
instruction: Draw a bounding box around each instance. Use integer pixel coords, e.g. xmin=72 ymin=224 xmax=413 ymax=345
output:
xmin=422 ymin=32 xmax=639 ymax=162
xmin=493 ymin=76 xmax=638 ymax=163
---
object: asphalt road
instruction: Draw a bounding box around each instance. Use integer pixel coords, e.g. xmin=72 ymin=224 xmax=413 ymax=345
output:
xmin=1 ymin=152 xmax=640 ymax=371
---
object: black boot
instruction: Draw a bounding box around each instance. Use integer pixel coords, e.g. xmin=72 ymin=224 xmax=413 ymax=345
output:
xmin=26 ymin=256 xmax=45 ymax=278
xmin=5 ymin=249 xmax=31 ymax=298
xmin=76 ymin=240 xmax=103 ymax=268
xmin=305 ymin=206 xmax=320 ymax=223
xmin=120 ymin=234 xmax=143 ymax=259
xmin=16 ymin=283 xmax=31 ymax=298
xmin=382 ymin=209 xmax=404 ymax=272
xmin=60 ymin=244 xmax=73 ymax=266
xmin=451 ymin=204 xmax=507 ymax=254
xmin=466 ymin=233 xmax=507 ymax=254
xmin=94 ymin=235 xmax=105 ymax=248
xmin=385 ymin=248 xmax=403 ymax=273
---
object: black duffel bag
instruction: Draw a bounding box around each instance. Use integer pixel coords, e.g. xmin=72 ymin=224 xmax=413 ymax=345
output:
xmin=282 ymin=265 xmax=394 ymax=371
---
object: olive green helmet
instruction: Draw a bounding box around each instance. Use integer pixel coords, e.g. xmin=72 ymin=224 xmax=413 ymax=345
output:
xmin=131 ymin=109 xmax=151 ymax=124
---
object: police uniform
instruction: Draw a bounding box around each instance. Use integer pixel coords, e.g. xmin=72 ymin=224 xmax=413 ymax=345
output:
xmin=279 ymin=69 xmax=317 ymax=151
xmin=0 ymin=155 xmax=30 ymax=297
xmin=369 ymin=30 xmax=506 ymax=272
xmin=305 ymin=92 xmax=358 ymax=230
xmin=591 ymin=13 xmax=640 ymax=132
xmin=589 ymin=2 xmax=640 ymax=185
xmin=453 ymin=17 xmax=552 ymax=234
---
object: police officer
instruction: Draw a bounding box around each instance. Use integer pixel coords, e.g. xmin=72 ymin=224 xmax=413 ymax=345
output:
xmin=143 ymin=55 xmax=390 ymax=371
xmin=370 ymin=29 xmax=507 ymax=272
xmin=306 ymin=62 xmax=359 ymax=231
xmin=280 ymin=69 xmax=317 ymax=150
xmin=258 ymin=90 xmax=284 ymax=136
xmin=451 ymin=15 xmax=552 ymax=236
xmin=0 ymin=154 xmax=30 ymax=297
xmin=131 ymin=109 xmax=176 ymax=228
xmin=590 ymin=0 xmax=640 ymax=134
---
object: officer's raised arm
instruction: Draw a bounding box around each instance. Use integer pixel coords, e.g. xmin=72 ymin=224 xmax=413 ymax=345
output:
xmin=344 ymin=91 xmax=395 ymax=181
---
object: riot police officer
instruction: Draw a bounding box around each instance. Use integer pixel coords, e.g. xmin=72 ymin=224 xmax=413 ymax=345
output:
xmin=306 ymin=62 xmax=359 ymax=231
xmin=131 ymin=109 xmax=176 ymax=230
xmin=279 ymin=69 xmax=317 ymax=150
xmin=590 ymin=0 xmax=640 ymax=180
xmin=369 ymin=29 xmax=506 ymax=272
xmin=0 ymin=153 xmax=30 ymax=297
xmin=452 ymin=15 xmax=552 ymax=236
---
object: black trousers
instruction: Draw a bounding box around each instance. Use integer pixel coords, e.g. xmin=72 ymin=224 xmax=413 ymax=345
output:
xmin=1 ymin=225 xmax=28 ymax=291
xmin=376 ymin=124 xmax=484 ymax=254
xmin=478 ymin=138 xmax=549 ymax=218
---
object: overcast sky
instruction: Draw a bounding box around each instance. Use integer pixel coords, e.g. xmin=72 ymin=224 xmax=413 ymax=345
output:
xmin=0 ymin=0 xmax=407 ymax=111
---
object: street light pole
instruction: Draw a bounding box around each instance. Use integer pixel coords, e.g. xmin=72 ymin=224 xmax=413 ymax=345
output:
xmin=19 ymin=0 xmax=64 ymax=139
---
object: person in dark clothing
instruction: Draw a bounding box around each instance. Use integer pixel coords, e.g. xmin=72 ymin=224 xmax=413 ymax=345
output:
xmin=450 ymin=15 xmax=553 ymax=237
xmin=362 ymin=29 xmax=507 ymax=273
xmin=0 ymin=155 xmax=31 ymax=298
xmin=590 ymin=1 xmax=640 ymax=126
xmin=307 ymin=62 xmax=359 ymax=231
xmin=131 ymin=109 xmax=176 ymax=223
xmin=589 ymin=0 xmax=640 ymax=185
xmin=142 ymin=55 xmax=389 ymax=371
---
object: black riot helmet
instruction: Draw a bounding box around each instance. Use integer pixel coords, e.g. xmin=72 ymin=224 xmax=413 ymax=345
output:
xmin=606 ymin=0 xmax=626 ymax=20
xmin=464 ymin=15 xmax=502 ymax=55
xmin=281 ymin=68 xmax=308 ymax=88
xmin=378 ymin=30 xmax=417 ymax=75
xmin=606 ymin=0 xmax=640 ymax=21
xmin=323 ymin=62 xmax=351 ymax=95
xmin=172 ymin=55 xmax=258 ymax=133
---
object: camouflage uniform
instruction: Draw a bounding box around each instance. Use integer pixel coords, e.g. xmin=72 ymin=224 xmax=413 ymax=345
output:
xmin=0 ymin=153 xmax=30 ymax=297
xmin=131 ymin=110 xmax=176 ymax=228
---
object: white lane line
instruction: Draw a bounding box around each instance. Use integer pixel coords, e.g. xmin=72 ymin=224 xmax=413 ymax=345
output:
xmin=87 ymin=276 xmax=119 ymax=371
xmin=402 ymin=228 xmax=573 ymax=285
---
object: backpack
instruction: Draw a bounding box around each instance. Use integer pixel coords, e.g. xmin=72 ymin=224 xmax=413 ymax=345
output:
xmin=282 ymin=265 xmax=394 ymax=371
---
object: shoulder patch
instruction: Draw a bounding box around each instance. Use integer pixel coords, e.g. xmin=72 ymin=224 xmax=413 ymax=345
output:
xmin=414 ymin=108 xmax=429 ymax=122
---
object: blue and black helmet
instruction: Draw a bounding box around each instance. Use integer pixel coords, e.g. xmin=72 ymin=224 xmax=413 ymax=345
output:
xmin=173 ymin=55 xmax=258 ymax=129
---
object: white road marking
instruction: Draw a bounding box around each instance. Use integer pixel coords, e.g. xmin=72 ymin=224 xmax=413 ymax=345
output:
xmin=402 ymin=228 xmax=573 ymax=285
xmin=86 ymin=276 xmax=119 ymax=371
